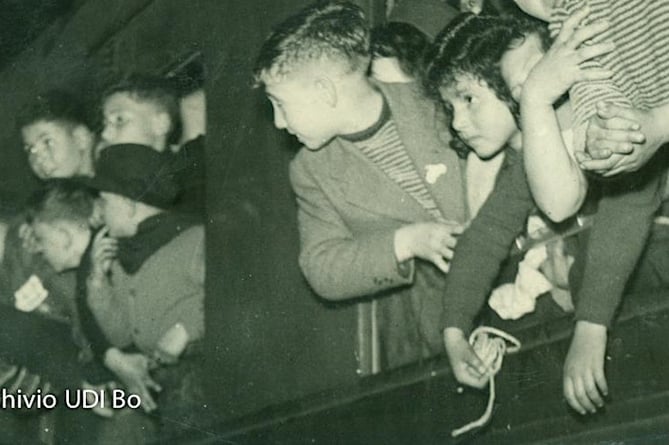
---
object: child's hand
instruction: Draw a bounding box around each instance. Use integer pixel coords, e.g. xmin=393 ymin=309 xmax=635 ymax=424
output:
xmin=443 ymin=327 xmax=489 ymax=389
xmin=523 ymin=7 xmax=614 ymax=106
xmin=563 ymin=320 xmax=608 ymax=415
xmin=394 ymin=222 xmax=465 ymax=273
xmin=18 ymin=223 xmax=40 ymax=254
xmin=104 ymin=348 xmax=161 ymax=413
xmin=579 ymin=103 xmax=668 ymax=176
xmin=153 ymin=323 xmax=189 ymax=366
xmin=90 ymin=227 xmax=117 ymax=283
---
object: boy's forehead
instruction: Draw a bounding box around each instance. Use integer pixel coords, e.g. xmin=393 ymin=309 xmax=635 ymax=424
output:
xmin=103 ymin=92 xmax=160 ymax=114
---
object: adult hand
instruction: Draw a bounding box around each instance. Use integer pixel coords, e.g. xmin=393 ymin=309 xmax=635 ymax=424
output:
xmin=579 ymin=103 xmax=667 ymax=176
xmin=394 ymin=221 xmax=465 ymax=273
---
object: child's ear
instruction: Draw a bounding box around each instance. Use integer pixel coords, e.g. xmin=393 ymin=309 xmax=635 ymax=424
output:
xmin=511 ymin=85 xmax=523 ymax=102
xmin=314 ymin=76 xmax=337 ymax=108
xmin=152 ymin=112 xmax=172 ymax=139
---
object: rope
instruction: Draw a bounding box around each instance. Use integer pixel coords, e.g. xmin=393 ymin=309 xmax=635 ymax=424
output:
xmin=451 ymin=326 xmax=521 ymax=438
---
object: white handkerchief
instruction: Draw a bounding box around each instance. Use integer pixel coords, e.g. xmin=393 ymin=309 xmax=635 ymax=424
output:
xmin=15 ymin=275 xmax=49 ymax=312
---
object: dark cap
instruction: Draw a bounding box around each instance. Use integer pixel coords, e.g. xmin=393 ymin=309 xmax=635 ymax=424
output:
xmin=80 ymin=143 xmax=179 ymax=209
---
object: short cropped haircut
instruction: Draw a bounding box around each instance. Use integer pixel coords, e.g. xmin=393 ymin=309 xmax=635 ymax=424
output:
xmin=16 ymin=90 xmax=91 ymax=132
xmin=26 ymin=180 xmax=97 ymax=226
xmin=253 ymin=1 xmax=370 ymax=86
xmin=371 ymin=22 xmax=429 ymax=80
xmin=424 ymin=13 xmax=550 ymax=155
xmin=102 ymin=73 xmax=182 ymax=145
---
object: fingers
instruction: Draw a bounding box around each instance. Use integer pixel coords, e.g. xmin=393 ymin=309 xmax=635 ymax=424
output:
xmin=558 ymin=6 xmax=590 ymax=45
xmin=594 ymin=366 xmax=609 ymax=397
xmin=432 ymin=255 xmax=450 ymax=274
xmin=597 ymin=103 xmax=641 ymax=123
xmin=578 ymin=157 xmax=617 ymax=172
xmin=569 ymin=20 xmax=610 ymax=51
xmin=578 ymin=68 xmax=613 ymax=82
xmin=573 ymin=376 xmax=597 ymax=414
xmin=137 ymin=385 xmax=158 ymax=412
xmin=564 ymin=377 xmax=586 ymax=415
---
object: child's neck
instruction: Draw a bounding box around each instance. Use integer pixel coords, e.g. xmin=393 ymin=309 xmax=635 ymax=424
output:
xmin=338 ymin=77 xmax=385 ymax=135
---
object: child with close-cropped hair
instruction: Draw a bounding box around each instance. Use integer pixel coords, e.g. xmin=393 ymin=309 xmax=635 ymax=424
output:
xmin=254 ymin=0 xmax=468 ymax=369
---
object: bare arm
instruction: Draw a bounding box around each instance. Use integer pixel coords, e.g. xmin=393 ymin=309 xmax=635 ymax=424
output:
xmin=520 ymin=10 xmax=613 ymax=221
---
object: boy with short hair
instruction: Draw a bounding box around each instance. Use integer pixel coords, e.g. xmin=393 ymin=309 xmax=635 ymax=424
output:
xmin=81 ymin=143 xmax=206 ymax=434
xmin=254 ymin=1 xmax=467 ymax=369
xmin=18 ymin=90 xmax=96 ymax=180
xmin=100 ymin=74 xmax=205 ymax=216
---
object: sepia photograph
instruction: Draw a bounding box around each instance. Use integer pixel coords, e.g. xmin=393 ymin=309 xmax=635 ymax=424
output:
xmin=0 ymin=0 xmax=667 ymax=443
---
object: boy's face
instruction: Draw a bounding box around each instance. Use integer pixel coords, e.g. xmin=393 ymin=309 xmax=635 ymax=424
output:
xmin=101 ymin=93 xmax=169 ymax=151
xmin=440 ymin=75 xmax=519 ymax=159
xmin=500 ymin=33 xmax=545 ymax=101
xmin=98 ymin=191 xmax=138 ymax=238
xmin=21 ymin=120 xmax=90 ymax=180
xmin=33 ymin=220 xmax=90 ymax=272
xmin=264 ymin=73 xmax=340 ymax=150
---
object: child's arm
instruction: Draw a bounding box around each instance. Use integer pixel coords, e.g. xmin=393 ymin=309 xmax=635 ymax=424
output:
xmin=564 ymin=168 xmax=665 ymax=414
xmin=442 ymin=151 xmax=533 ymax=386
xmin=578 ymin=102 xmax=669 ymax=176
xmin=521 ymin=10 xmax=613 ymax=222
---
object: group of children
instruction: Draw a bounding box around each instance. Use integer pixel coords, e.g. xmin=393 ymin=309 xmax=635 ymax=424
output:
xmin=256 ymin=0 xmax=669 ymax=422
xmin=1 ymin=0 xmax=668 ymax=439
xmin=0 ymin=75 xmax=206 ymax=440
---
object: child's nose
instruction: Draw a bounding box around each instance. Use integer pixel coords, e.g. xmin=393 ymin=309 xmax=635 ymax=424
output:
xmin=101 ymin=125 xmax=114 ymax=143
xmin=451 ymin=110 xmax=469 ymax=133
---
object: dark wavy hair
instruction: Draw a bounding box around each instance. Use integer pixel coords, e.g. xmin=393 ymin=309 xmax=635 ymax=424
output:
xmin=424 ymin=13 xmax=550 ymax=156
xmin=371 ymin=22 xmax=430 ymax=80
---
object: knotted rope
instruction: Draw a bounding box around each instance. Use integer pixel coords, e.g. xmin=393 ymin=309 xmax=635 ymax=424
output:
xmin=451 ymin=326 xmax=521 ymax=437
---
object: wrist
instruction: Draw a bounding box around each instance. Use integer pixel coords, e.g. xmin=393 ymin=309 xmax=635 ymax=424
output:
xmin=521 ymin=88 xmax=554 ymax=109
xmin=574 ymin=320 xmax=607 ymax=337
xmin=393 ymin=226 xmax=412 ymax=263
xmin=103 ymin=347 xmax=122 ymax=369
xmin=443 ymin=327 xmax=466 ymax=342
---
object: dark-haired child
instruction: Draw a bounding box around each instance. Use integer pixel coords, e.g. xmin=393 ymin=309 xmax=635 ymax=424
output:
xmin=508 ymin=1 xmax=669 ymax=414
xmin=81 ymin=143 xmax=206 ymax=436
xmin=100 ymin=74 xmax=205 ymax=217
xmin=254 ymin=1 xmax=467 ymax=369
xmin=423 ymin=13 xmax=611 ymax=390
xmin=370 ymin=22 xmax=429 ymax=83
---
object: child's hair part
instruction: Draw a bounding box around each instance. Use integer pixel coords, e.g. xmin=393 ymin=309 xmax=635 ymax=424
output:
xmin=425 ymin=13 xmax=550 ymax=120
xmin=103 ymin=73 xmax=182 ymax=145
xmin=371 ymin=22 xmax=430 ymax=80
xmin=25 ymin=180 xmax=98 ymax=226
xmin=253 ymin=1 xmax=371 ymax=86
xmin=16 ymin=90 xmax=91 ymax=132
